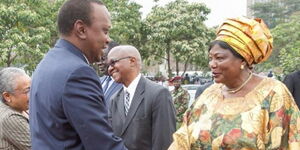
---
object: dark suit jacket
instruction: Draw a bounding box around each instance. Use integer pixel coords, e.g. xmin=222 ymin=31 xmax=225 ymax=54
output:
xmin=100 ymin=75 xmax=122 ymax=106
xmin=283 ymin=70 xmax=300 ymax=107
xmin=29 ymin=39 xmax=126 ymax=150
xmin=109 ymin=76 xmax=176 ymax=150
xmin=195 ymin=82 xmax=213 ymax=99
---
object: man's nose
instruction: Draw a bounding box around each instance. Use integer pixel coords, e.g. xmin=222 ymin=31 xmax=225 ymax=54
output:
xmin=106 ymin=36 xmax=111 ymax=44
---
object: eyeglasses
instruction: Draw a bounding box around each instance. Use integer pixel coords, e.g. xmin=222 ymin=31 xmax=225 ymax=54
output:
xmin=108 ymin=56 xmax=132 ymax=67
xmin=10 ymin=89 xmax=30 ymax=95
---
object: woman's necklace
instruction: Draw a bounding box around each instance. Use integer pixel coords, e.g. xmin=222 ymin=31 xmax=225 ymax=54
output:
xmin=226 ymin=72 xmax=253 ymax=94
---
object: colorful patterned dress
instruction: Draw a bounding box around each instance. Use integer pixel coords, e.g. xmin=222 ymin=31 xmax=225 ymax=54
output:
xmin=169 ymin=78 xmax=300 ymax=150
xmin=171 ymin=87 xmax=190 ymax=129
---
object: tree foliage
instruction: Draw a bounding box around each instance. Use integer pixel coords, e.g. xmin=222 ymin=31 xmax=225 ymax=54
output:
xmin=0 ymin=0 xmax=62 ymax=73
xmin=144 ymin=0 xmax=214 ymax=78
xmin=256 ymin=13 xmax=300 ymax=75
xmin=251 ymin=0 xmax=300 ymax=75
xmin=102 ymin=0 xmax=144 ymax=49
xmin=274 ymin=14 xmax=300 ymax=74
xmin=251 ymin=0 xmax=300 ymax=29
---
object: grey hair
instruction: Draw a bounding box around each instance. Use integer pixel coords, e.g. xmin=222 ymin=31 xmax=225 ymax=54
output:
xmin=0 ymin=67 xmax=27 ymax=102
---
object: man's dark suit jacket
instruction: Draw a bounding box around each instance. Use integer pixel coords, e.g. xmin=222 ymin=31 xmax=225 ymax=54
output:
xmin=100 ymin=75 xmax=122 ymax=106
xmin=195 ymin=82 xmax=213 ymax=100
xmin=29 ymin=39 xmax=126 ymax=150
xmin=283 ymin=70 xmax=300 ymax=107
xmin=109 ymin=76 xmax=176 ymax=150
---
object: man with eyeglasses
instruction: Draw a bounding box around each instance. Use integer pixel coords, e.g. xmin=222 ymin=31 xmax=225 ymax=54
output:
xmin=0 ymin=67 xmax=31 ymax=150
xmin=98 ymin=41 xmax=122 ymax=107
xmin=107 ymin=45 xmax=176 ymax=150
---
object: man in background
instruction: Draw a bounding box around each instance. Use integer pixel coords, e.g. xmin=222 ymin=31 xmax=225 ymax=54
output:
xmin=170 ymin=76 xmax=190 ymax=129
xmin=99 ymin=41 xmax=122 ymax=106
xmin=283 ymin=70 xmax=300 ymax=107
xmin=108 ymin=45 xmax=176 ymax=150
xmin=29 ymin=0 xmax=126 ymax=149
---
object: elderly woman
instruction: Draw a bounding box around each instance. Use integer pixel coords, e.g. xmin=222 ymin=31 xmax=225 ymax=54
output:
xmin=0 ymin=67 xmax=31 ymax=150
xmin=168 ymin=17 xmax=300 ymax=150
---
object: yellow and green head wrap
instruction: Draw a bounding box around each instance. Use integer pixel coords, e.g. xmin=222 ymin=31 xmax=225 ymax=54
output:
xmin=216 ymin=17 xmax=273 ymax=65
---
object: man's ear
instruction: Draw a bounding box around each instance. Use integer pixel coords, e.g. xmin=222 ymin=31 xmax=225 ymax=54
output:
xmin=129 ymin=57 xmax=137 ymax=66
xmin=2 ymin=92 xmax=11 ymax=103
xmin=74 ymin=20 xmax=87 ymax=40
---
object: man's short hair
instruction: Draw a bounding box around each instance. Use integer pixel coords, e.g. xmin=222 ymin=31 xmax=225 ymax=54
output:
xmin=57 ymin=0 xmax=104 ymax=35
xmin=0 ymin=67 xmax=27 ymax=102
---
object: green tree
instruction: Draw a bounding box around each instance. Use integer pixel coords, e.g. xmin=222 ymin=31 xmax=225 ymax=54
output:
xmin=102 ymin=0 xmax=144 ymax=49
xmin=251 ymin=0 xmax=300 ymax=74
xmin=256 ymin=13 xmax=300 ymax=75
xmin=144 ymin=0 xmax=213 ymax=79
xmin=251 ymin=0 xmax=300 ymax=29
xmin=275 ymin=14 xmax=300 ymax=74
xmin=0 ymin=0 xmax=62 ymax=73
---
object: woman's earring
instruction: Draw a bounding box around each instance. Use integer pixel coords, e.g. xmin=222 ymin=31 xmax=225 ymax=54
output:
xmin=240 ymin=65 xmax=244 ymax=70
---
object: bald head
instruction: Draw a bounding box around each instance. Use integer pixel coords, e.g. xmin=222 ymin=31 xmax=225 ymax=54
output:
xmin=107 ymin=45 xmax=142 ymax=86
xmin=108 ymin=45 xmax=142 ymax=69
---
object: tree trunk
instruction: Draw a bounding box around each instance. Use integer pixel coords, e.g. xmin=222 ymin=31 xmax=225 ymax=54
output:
xmin=176 ymin=59 xmax=179 ymax=76
xmin=6 ymin=51 xmax=12 ymax=67
xmin=166 ymin=43 xmax=172 ymax=80
xmin=181 ymin=57 xmax=190 ymax=77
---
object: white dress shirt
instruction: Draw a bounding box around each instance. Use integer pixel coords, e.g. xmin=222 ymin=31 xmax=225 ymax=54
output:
xmin=123 ymin=73 xmax=141 ymax=108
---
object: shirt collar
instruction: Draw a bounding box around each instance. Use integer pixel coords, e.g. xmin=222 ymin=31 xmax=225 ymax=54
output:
xmin=82 ymin=54 xmax=90 ymax=65
xmin=123 ymin=73 xmax=141 ymax=97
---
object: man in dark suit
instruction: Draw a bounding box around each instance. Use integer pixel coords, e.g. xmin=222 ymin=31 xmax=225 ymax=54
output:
xmin=283 ymin=70 xmax=300 ymax=107
xmin=99 ymin=41 xmax=122 ymax=105
xmin=29 ymin=0 xmax=126 ymax=149
xmin=107 ymin=45 xmax=176 ymax=150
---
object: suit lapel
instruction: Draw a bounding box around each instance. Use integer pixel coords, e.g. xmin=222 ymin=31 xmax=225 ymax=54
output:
xmin=121 ymin=77 xmax=145 ymax=135
xmin=116 ymin=88 xmax=126 ymax=124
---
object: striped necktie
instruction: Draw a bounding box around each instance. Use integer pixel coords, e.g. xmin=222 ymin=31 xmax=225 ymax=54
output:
xmin=124 ymin=90 xmax=130 ymax=116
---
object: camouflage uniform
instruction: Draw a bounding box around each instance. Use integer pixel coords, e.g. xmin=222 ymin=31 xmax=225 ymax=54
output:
xmin=171 ymin=86 xmax=190 ymax=129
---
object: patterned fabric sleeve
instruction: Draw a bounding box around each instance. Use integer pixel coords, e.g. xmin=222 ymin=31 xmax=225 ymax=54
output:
xmin=3 ymin=114 xmax=31 ymax=150
xmin=169 ymin=84 xmax=218 ymax=150
xmin=168 ymin=108 xmax=194 ymax=150
xmin=266 ymin=82 xmax=300 ymax=149
xmin=288 ymin=107 xmax=300 ymax=149
xmin=169 ymin=94 xmax=207 ymax=150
